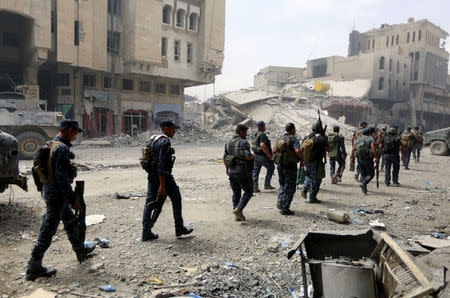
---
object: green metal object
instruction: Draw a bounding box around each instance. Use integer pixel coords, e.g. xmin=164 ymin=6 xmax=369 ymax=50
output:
xmin=424 ymin=127 xmax=450 ymax=156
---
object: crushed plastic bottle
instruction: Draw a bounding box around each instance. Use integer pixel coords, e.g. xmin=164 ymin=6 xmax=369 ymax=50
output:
xmin=84 ymin=241 xmax=96 ymax=250
xmin=95 ymin=238 xmax=110 ymax=248
xmin=221 ymin=261 xmax=235 ymax=267
xmin=290 ymin=287 xmax=300 ymax=298
xmin=99 ymin=285 xmax=116 ymax=292
xmin=352 ymin=218 xmax=364 ymax=225
xmin=280 ymin=240 xmax=289 ymax=249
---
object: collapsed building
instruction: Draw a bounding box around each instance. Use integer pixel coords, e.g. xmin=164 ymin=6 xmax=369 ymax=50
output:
xmin=0 ymin=0 xmax=225 ymax=138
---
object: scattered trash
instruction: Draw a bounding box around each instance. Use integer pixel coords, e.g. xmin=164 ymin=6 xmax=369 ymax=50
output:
xmin=352 ymin=218 xmax=364 ymax=225
xmin=431 ymin=233 xmax=446 ymax=239
xmin=84 ymin=241 xmax=96 ymax=250
xmin=326 ymin=209 xmax=350 ymax=223
xmin=86 ymin=214 xmax=106 ymax=226
xmin=98 ymin=285 xmax=116 ymax=292
xmin=221 ymin=262 xmax=236 ymax=268
xmin=188 ymin=295 xmax=202 ymax=298
xmin=352 ymin=208 xmax=384 ymax=215
xmin=280 ymin=240 xmax=289 ymax=249
xmin=114 ymin=192 xmax=130 ymax=200
xmin=360 ymin=203 xmax=368 ymax=207
xmin=130 ymin=192 xmax=145 ymax=197
xmin=89 ymin=262 xmax=105 ymax=272
xmin=292 ymin=201 xmax=300 ymax=205
xmin=330 ymin=197 xmax=341 ymax=201
xmin=404 ymin=206 xmax=412 ymax=210
xmin=369 ymin=219 xmax=386 ymax=229
xmin=262 ymin=206 xmax=273 ymax=209
xmin=187 ymin=222 xmax=195 ymax=227
xmin=410 ymin=235 xmax=450 ymax=249
xmin=146 ymin=277 xmax=164 ymax=285
xmin=95 ymin=238 xmax=111 ymax=248
xmin=290 ymin=287 xmax=300 ymax=298
xmin=426 ymin=215 xmax=435 ymax=220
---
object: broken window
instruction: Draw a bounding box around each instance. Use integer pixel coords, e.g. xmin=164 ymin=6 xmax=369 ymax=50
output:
xmin=170 ymin=84 xmax=181 ymax=95
xmin=155 ymin=83 xmax=166 ymax=94
xmin=107 ymin=31 xmax=120 ymax=55
xmin=163 ymin=5 xmax=171 ymax=24
xmin=122 ymin=79 xmax=134 ymax=91
xmin=176 ymin=9 xmax=185 ymax=28
xmin=83 ymin=74 xmax=96 ymax=88
xmin=378 ymin=77 xmax=384 ymax=90
xmin=189 ymin=13 xmax=198 ymax=31
xmin=56 ymin=74 xmax=70 ymax=87
xmin=74 ymin=21 xmax=80 ymax=45
xmin=379 ymin=56 xmax=385 ymax=70
xmin=139 ymin=81 xmax=150 ymax=93
xmin=187 ymin=43 xmax=192 ymax=63
xmin=174 ymin=40 xmax=180 ymax=61
xmin=108 ymin=0 xmax=121 ymax=16
xmin=161 ymin=37 xmax=167 ymax=57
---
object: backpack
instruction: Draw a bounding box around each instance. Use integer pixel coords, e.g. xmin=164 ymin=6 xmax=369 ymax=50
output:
xmin=273 ymin=136 xmax=299 ymax=166
xmin=32 ymin=141 xmax=64 ymax=192
xmin=224 ymin=137 xmax=243 ymax=168
xmin=250 ymin=131 xmax=263 ymax=153
xmin=355 ymin=136 xmax=372 ymax=158
xmin=328 ymin=133 xmax=341 ymax=159
xmin=413 ymin=131 xmax=423 ymax=144
xmin=301 ymin=135 xmax=319 ymax=163
xmin=383 ymin=136 xmax=397 ymax=154
xmin=401 ymin=132 xmax=414 ymax=148
xmin=140 ymin=134 xmax=167 ymax=173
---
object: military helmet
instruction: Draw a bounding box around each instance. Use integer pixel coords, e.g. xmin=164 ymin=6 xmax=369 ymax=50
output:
xmin=387 ymin=128 xmax=396 ymax=135
xmin=312 ymin=121 xmax=321 ymax=132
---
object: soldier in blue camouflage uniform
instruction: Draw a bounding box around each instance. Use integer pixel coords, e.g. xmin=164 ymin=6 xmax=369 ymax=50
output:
xmin=274 ymin=123 xmax=303 ymax=215
xmin=224 ymin=124 xmax=255 ymax=221
xmin=251 ymin=121 xmax=275 ymax=192
xmin=26 ymin=120 xmax=94 ymax=281
xmin=142 ymin=121 xmax=193 ymax=241
xmin=301 ymin=122 xmax=329 ymax=203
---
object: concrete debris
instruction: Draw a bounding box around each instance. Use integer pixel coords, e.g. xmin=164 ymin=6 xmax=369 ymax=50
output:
xmin=22 ymin=288 xmax=56 ymax=298
xmin=85 ymin=214 xmax=106 ymax=227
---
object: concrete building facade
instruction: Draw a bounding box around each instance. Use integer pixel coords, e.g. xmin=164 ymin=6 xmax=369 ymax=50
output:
xmin=254 ymin=66 xmax=306 ymax=91
xmin=306 ymin=18 xmax=450 ymax=130
xmin=0 ymin=0 xmax=225 ymax=137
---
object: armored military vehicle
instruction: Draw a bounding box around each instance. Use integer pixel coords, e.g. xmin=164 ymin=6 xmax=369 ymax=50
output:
xmin=424 ymin=127 xmax=450 ymax=156
xmin=0 ymin=130 xmax=28 ymax=193
xmin=0 ymin=92 xmax=63 ymax=159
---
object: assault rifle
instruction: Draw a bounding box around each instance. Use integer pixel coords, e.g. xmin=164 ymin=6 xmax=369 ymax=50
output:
xmin=317 ymin=109 xmax=327 ymax=137
xmin=71 ymin=181 xmax=86 ymax=262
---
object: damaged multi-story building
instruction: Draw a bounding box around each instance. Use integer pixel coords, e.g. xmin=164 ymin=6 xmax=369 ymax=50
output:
xmin=0 ymin=0 xmax=225 ymax=137
xmin=307 ymin=18 xmax=449 ymax=130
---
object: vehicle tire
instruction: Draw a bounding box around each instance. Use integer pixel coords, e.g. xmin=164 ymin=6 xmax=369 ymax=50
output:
xmin=429 ymin=141 xmax=448 ymax=156
xmin=16 ymin=131 xmax=47 ymax=160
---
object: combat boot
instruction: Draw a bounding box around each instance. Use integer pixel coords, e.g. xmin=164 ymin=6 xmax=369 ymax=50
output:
xmin=232 ymin=208 xmax=246 ymax=221
xmin=280 ymin=209 xmax=294 ymax=215
xmin=176 ymin=226 xmax=194 ymax=238
xmin=75 ymin=245 xmax=96 ymax=263
xmin=264 ymin=185 xmax=276 ymax=190
xmin=300 ymin=189 xmax=307 ymax=200
xmin=26 ymin=258 xmax=57 ymax=281
xmin=142 ymin=230 xmax=159 ymax=242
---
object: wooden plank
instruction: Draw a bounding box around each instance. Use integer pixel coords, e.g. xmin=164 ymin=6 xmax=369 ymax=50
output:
xmin=380 ymin=233 xmax=431 ymax=287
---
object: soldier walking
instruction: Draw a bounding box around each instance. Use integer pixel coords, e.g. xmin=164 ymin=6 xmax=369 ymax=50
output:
xmin=400 ymin=126 xmax=417 ymax=170
xmin=412 ymin=126 xmax=424 ymax=163
xmin=273 ymin=123 xmax=303 ymax=214
xmin=328 ymin=126 xmax=347 ymax=184
xmin=26 ymin=120 xmax=94 ymax=281
xmin=353 ymin=127 xmax=378 ymax=195
xmin=224 ymin=124 xmax=254 ymax=221
xmin=380 ymin=128 xmax=403 ymax=186
xmin=141 ymin=121 xmax=193 ymax=241
xmin=251 ymin=121 xmax=275 ymax=192
xmin=301 ymin=122 xmax=329 ymax=203
xmin=351 ymin=121 xmax=368 ymax=181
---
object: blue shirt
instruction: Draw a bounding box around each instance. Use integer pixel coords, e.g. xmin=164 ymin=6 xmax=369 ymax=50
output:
xmin=151 ymin=136 xmax=175 ymax=176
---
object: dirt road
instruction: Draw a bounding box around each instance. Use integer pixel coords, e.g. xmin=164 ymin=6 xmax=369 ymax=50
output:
xmin=0 ymin=143 xmax=448 ymax=297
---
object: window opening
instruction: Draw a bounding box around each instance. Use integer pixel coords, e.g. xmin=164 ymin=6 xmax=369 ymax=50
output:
xmin=108 ymin=0 xmax=121 ymax=16
xmin=139 ymin=81 xmax=151 ymax=93
xmin=418 ymin=30 xmax=421 ymax=41
xmin=122 ymin=79 xmax=134 ymax=91
xmin=161 ymin=37 xmax=167 ymax=57
xmin=107 ymin=31 xmax=120 ymax=54
xmin=407 ymin=32 xmax=410 ymax=43
xmin=187 ymin=43 xmax=192 ymax=63
xmin=170 ymin=85 xmax=181 ymax=95
xmin=189 ymin=13 xmax=198 ymax=31
xmin=174 ymin=40 xmax=180 ymax=61
xmin=391 ymin=35 xmax=394 ymax=46
xmin=396 ymin=34 xmax=399 ymax=45
xmin=378 ymin=77 xmax=384 ymax=90
xmin=56 ymin=74 xmax=70 ymax=86
xmin=104 ymin=76 xmax=112 ymax=89
xmin=83 ymin=74 xmax=96 ymax=88
xmin=379 ymin=56 xmax=385 ymax=70
xmin=176 ymin=9 xmax=185 ymax=28
xmin=162 ymin=5 xmax=171 ymax=24
xmin=74 ymin=21 xmax=80 ymax=45
xmin=155 ymin=83 xmax=166 ymax=94
xmin=412 ymin=31 xmax=416 ymax=42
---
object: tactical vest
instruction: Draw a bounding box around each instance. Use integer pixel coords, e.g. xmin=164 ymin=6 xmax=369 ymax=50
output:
xmin=328 ymin=133 xmax=341 ymax=159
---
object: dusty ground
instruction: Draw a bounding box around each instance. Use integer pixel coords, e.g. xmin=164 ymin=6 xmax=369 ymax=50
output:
xmin=0 ymin=143 xmax=449 ymax=297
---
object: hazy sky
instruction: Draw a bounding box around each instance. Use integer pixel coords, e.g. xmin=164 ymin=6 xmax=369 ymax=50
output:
xmin=185 ymin=0 xmax=450 ymax=100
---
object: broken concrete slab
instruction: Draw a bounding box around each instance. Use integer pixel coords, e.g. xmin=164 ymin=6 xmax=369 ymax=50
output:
xmin=22 ymin=288 xmax=56 ymax=298
xmin=85 ymin=214 xmax=106 ymax=226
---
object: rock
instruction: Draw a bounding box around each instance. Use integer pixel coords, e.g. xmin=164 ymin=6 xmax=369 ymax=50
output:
xmin=148 ymin=289 xmax=177 ymax=298
xmin=89 ymin=262 xmax=105 ymax=272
